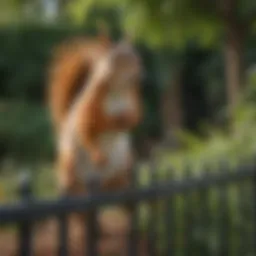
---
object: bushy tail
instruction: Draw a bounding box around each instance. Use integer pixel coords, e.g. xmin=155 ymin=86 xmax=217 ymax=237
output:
xmin=47 ymin=36 xmax=111 ymax=133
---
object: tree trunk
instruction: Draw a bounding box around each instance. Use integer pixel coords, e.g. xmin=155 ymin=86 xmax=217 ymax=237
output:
xmin=220 ymin=0 xmax=245 ymax=116
xmin=161 ymin=69 xmax=183 ymax=147
xmin=224 ymin=21 xmax=245 ymax=116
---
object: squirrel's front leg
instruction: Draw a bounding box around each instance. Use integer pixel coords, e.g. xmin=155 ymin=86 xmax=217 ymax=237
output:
xmin=57 ymin=150 xmax=77 ymax=194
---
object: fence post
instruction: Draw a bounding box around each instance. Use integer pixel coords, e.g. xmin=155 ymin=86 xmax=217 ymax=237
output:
xmin=183 ymin=163 xmax=195 ymax=256
xmin=87 ymin=209 xmax=98 ymax=256
xmin=59 ymin=194 xmax=68 ymax=256
xmin=128 ymin=165 xmax=138 ymax=256
xmin=87 ymin=181 xmax=100 ymax=256
xmin=218 ymin=160 xmax=230 ymax=256
xmin=165 ymin=167 xmax=175 ymax=256
xmin=18 ymin=171 xmax=33 ymax=256
xmin=253 ymin=159 xmax=256 ymax=254
xmin=148 ymin=159 xmax=158 ymax=256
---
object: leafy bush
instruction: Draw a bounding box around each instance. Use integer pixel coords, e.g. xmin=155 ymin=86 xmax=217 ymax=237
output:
xmin=148 ymin=68 xmax=256 ymax=176
xmin=0 ymin=25 xmax=161 ymax=162
xmin=0 ymin=100 xmax=54 ymax=162
xmin=0 ymin=25 xmax=88 ymax=101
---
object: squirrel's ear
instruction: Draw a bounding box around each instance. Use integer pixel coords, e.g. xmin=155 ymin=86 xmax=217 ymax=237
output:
xmin=123 ymin=32 xmax=133 ymax=44
xmin=97 ymin=22 xmax=111 ymax=46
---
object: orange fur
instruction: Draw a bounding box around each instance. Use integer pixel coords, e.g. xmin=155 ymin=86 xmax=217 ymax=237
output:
xmin=47 ymin=36 xmax=112 ymax=133
xmin=47 ymin=36 xmax=143 ymax=192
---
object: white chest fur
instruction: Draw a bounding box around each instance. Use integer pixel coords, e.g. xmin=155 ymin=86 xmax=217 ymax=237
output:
xmin=82 ymin=91 xmax=134 ymax=181
xmin=103 ymin=89 xmax=134 ymax=116
xmin=100 ymin=91 xmax=134 ymax=173
xmin=99 ymin=132 xmax=132 ymax=172
xmin=79 ymin=132 xmax=132 ymax=182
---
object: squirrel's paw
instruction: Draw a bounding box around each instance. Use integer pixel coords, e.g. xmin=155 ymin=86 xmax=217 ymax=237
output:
xmin=91 ymin=150 xmax=108 ymax=168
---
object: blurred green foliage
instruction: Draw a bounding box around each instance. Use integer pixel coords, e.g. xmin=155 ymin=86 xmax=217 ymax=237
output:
xmin=66 ymin=0 xmax=256 ymax=47
xmin=0 ymin=25 xmax=84 ymax=162
xmin=0 ymin=24 xmax=162 ymax=162
xmin=0 ymin=101 xmax=53 ymax=162
xmin=0 ymin=0 xmax=256 ymax=174
xmin=153 ymin=69 xmax=256 ymax=174
xmin=0 ymin=25 xmax=88 ymax=100
xmin=1 ymin=23 xmax=256 ymax=164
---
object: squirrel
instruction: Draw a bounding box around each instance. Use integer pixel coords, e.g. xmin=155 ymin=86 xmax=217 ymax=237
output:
xmin=47 ymin=34 xmax=143 ymax=194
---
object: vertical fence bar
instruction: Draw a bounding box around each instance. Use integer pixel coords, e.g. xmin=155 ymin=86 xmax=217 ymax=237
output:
xmin=237 ymin=164 xmax=249 ymax=256
xmin=128 ymin=203 xmax=137 ymax=256
xmin=183 ymin=164 xmax=195 ymax=256
xmin=165 ymin=169 xmax=175 ymax=256
xmin=18 ymin=172 xmax=33 ymax=256
xmin=253 ymin=158 xmax=256 ymax=255
xmin=165 ymin=196 xmax=174 ymax=256
xmin=239 ymin=156 xmax=256 ymax=255
xmin=87 ymin=209 xmax=98 ymax=256
xmin=197 ymin=164 xmax=211 ymax=255
xmin=86 ymin=181 xmax=100 ymax=256
xmin=59 ymin=213 xmax=68 ymax=256
xmin=128 ymin=165 xmax=138 ymax=256
xmin=218 ymin=161 xmax=230 ymax=256
xmin=58 ymin=193 xmax=70 ymax=256
xmin=147 ymin=160 xmax=158 ymax=256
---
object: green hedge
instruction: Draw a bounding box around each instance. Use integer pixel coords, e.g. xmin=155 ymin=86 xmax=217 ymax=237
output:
xmin=0 ymin=25 xmax=88 ymax=100
xmin=0 ymin=25 xmax=161 ymax=162
xmin=0 ymin=101 xmax=54 ymax=162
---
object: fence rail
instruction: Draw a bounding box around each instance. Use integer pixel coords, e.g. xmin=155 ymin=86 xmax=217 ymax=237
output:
xmin=0 ymin=163 xmax=255 ymax=256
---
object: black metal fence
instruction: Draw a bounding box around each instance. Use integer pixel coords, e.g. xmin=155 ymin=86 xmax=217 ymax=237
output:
xmin=0 ymin=162 xmax=255 ymax=256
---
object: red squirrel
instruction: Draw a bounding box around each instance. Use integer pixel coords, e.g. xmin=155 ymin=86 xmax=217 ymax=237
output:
xmin=47 ymin=35 xmax=143 ymax=194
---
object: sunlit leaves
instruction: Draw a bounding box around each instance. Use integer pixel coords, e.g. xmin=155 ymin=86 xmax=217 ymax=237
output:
xmin=64 ymin=0 xmax=220 ymax=48
xmin=65 ymin=0 xmax=95 ymax=25
xmin=0 ymin=0 xmax=23 ymax=25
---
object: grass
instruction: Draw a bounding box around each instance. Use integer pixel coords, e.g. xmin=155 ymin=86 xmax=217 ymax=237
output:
xmin=0 ymin=162 xmax=57 ymax=203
